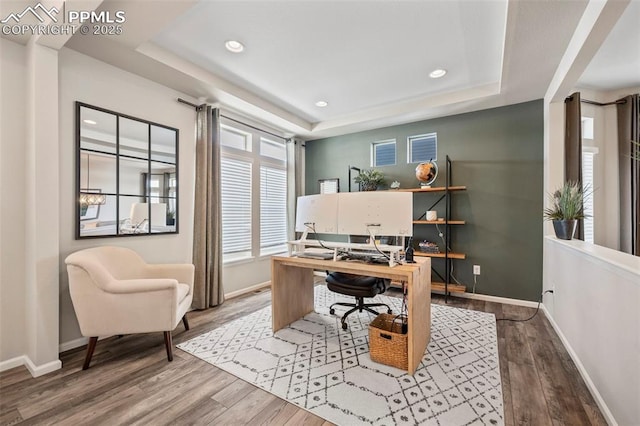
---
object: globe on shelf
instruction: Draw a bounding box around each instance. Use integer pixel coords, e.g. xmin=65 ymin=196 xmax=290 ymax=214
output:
xmin=415 ymin=160 xmax=438 ymax=187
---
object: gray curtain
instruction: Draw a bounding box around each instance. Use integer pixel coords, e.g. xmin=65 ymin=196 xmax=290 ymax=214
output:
xmin=617 ymin=94 xmax=639 ymax=255
xmin=286 ymin=138 xmax=304 ymax=240
xmin=192 ymin=106 xmax=224 ymax=308
xmin=565 ymin=92 xmax=583 ymax=240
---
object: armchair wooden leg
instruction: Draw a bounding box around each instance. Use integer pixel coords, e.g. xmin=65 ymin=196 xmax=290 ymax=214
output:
xmin=83 ymin=337 xmax=98 ymax=370
xmin=163 ymin=331 xmax=173 ymax=362
xmin=182 ymin=314 xmax=190 ymax=331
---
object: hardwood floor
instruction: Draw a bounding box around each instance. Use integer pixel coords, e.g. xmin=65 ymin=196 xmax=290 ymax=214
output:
xmin=0 ymin=284 xmax=606 ymax=426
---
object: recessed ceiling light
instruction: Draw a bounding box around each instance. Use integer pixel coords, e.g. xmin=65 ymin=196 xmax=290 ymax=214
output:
xmin=225 ymin=40 xmax=244 ymax=53
xmin=429 ymin=69 xmax=447 ymax=79
xmin=83 ymin=119 xmax=97 ymax=125
xmin=315 ymin=101 xmax=328 ymax=107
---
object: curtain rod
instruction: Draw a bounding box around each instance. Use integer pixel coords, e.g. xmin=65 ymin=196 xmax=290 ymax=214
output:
xmin=177 ymin=98 xmax=201 ymax=109
xmin=581 ymin=98 xmax=627 ymax=106
xmin=220 ymin=115 xmax=286 ymax=141
xmin=565 ymin=96 xmax=627 ymax=106
xmin=176 ymin=98 xmax=287 ymax=141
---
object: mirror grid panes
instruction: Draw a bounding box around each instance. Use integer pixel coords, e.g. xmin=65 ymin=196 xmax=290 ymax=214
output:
xmin=77 ymin=102 xmax=179 ymax=238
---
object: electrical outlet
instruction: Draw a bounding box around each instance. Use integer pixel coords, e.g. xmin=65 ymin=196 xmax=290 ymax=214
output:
xmin=473 ymin=265 xmax=481 ymax=275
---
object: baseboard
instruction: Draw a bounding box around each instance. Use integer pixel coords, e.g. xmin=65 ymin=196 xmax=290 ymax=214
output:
xmin=59 ymin=336 xmax=89 ymax=353
xmin=24 ymin=357 xmax=62 ymax=377
xmin=225 ymin=280 xmax=271 ymax=299
xmin=315 ymin=271 xmax=538 ymax=308
xmin=541 ymin=305 xmax=617 ymax=426
xmin=440 ymin=291 xmax=540 ymax=308
xmin=0 ymin=355 xmax=27 ymax=373
xmin=0 ymin=355 xmax=61 ymax=377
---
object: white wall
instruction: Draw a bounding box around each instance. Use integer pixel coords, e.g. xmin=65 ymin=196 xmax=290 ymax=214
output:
xmin=27 ymin=41 xmax=62 ymax=371
xmin=1 ymin=40 xmax=278 ymax=366
xmin=543 ymin=237 xmax=640 ymax=426
xmin=0 ymin=38 xmax=27 ymax=363
xmin=58 ymin=48 xmax=197 ymax=347
xmin=542 ymin=2 xmax=638 ymax=423
xmin=223 ymin=258 xmax=272 ymax=295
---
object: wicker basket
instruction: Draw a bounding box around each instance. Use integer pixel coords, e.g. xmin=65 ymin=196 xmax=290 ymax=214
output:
xmin=369 ymin=313 xmax=408 ymax=370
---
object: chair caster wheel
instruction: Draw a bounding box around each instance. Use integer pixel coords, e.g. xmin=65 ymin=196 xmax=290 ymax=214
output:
xmin=330 ymin=308 xmax=335 ymax=315
xmin=387 ymin=309 xmax=393 ymax=314
xmin=341 ymin=322 xmax=348 ymax=330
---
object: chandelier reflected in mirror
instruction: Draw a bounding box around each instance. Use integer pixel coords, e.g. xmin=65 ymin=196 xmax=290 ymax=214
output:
xmin=79 ymin=153 xmax=106 ymax=206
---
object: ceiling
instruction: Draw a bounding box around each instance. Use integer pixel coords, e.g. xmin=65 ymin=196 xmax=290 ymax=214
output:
xmin=577 ymin=0 xmax=640 ymax=91
xmin=6 ymin=0 xmax=637 ymax=139
xmin=152 ymin=1 xmax=507 ymax=124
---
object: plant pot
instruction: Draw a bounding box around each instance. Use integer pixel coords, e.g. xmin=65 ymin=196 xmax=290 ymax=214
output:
xmin=361 ymin=184 xmax=378 ymax=191
xmin=553 ymin=219 xmax=577 ymax=240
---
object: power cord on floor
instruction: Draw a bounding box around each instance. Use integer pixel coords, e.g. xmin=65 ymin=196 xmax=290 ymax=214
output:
xmin=496 ymin=290 xmax=553 ymax=322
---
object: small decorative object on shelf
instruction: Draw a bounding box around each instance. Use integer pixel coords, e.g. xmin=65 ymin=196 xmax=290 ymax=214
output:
xmin=415 ymin=160 xmax=438 ymax=187
xmin=418 ymin=240 xmax=440 ymax=253
xmin=390 ymin=180 xmax=401 ymax=189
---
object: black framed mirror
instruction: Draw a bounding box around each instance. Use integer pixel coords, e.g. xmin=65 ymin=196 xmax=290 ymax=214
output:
xmin=76 ymin=102 xmax=179 ymax=238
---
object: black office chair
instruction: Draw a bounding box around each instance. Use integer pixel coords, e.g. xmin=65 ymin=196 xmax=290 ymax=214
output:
xmin=326 ymin=272 xmax=392 ymax=330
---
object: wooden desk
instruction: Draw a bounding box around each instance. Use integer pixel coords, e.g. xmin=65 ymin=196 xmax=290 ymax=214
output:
xmin=271 ymin=255 xmax=431 ymax=375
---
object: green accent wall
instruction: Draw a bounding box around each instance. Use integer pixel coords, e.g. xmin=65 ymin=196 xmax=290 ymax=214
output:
xmin=305 ymin=100 xmax=543 ymax=302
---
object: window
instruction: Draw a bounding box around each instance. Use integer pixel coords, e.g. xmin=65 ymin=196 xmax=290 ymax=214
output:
xmin=221 ymin=125 xmax=251 ymax=151
xmin=261 ymin=137 xmax=286 ymax=160
xmin=372 ymin=139 xmax=396 ymax=166
xmin=220 ymin=120 xmax=288 ymax=263
xmin=408 ymin=133 xmax=437 ymax=163
xmin=582 ymin=147 xmax=598 ymax=244
xmin=581 ymin=117 xmax=594 ymax=140
xmin=221 ymin=156 xmax=252 ymax=261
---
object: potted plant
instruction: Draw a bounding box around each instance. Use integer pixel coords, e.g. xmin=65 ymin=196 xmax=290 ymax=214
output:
xmin=166 ymin=210 xmax=175 ymax=226
xmin=354 ymin=169 xmax=386 ymax=191
xmin=543 ymin=180 xmax=590 ymax=240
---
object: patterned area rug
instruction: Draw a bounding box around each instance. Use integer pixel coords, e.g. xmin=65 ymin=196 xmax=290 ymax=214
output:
xmin=178 ymin=286 xmax=504 ymax=425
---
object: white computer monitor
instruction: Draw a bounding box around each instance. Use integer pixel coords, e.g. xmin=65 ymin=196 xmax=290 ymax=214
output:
xmin=295 ymin=193 xmax=339 ymax=235
xmin=337 ymin=192 xmax=413 ymax=237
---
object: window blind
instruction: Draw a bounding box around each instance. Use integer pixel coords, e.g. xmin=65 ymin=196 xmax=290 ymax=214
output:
xmin=582 ymin=151 xmax=595 ymax=243
xmin=408 ymin=133 xmax=437 ymax=163
xmin=373 ymin=140 xmax=396 ymax=166
xmin=221 ymin=157 xmax=252 ymax=257
xmin=260 ymin=165 xmax=287 ymax=255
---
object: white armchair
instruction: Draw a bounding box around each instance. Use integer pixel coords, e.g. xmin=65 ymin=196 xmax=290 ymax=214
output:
xmin=65 ymin=246 xmax=194 ymax=369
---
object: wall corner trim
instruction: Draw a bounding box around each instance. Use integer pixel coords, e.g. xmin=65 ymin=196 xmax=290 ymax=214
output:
xmin=0 ymin=355 xmax=62 ymax=377
xmin=24 ymin=357 xmax=62 ymax=378
xmin=541 ymin=304 xmax=618 ymax=426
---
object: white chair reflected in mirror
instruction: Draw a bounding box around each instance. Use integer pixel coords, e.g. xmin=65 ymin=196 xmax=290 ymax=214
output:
xmin=120 ymin=202 xmax=166 ymax=233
